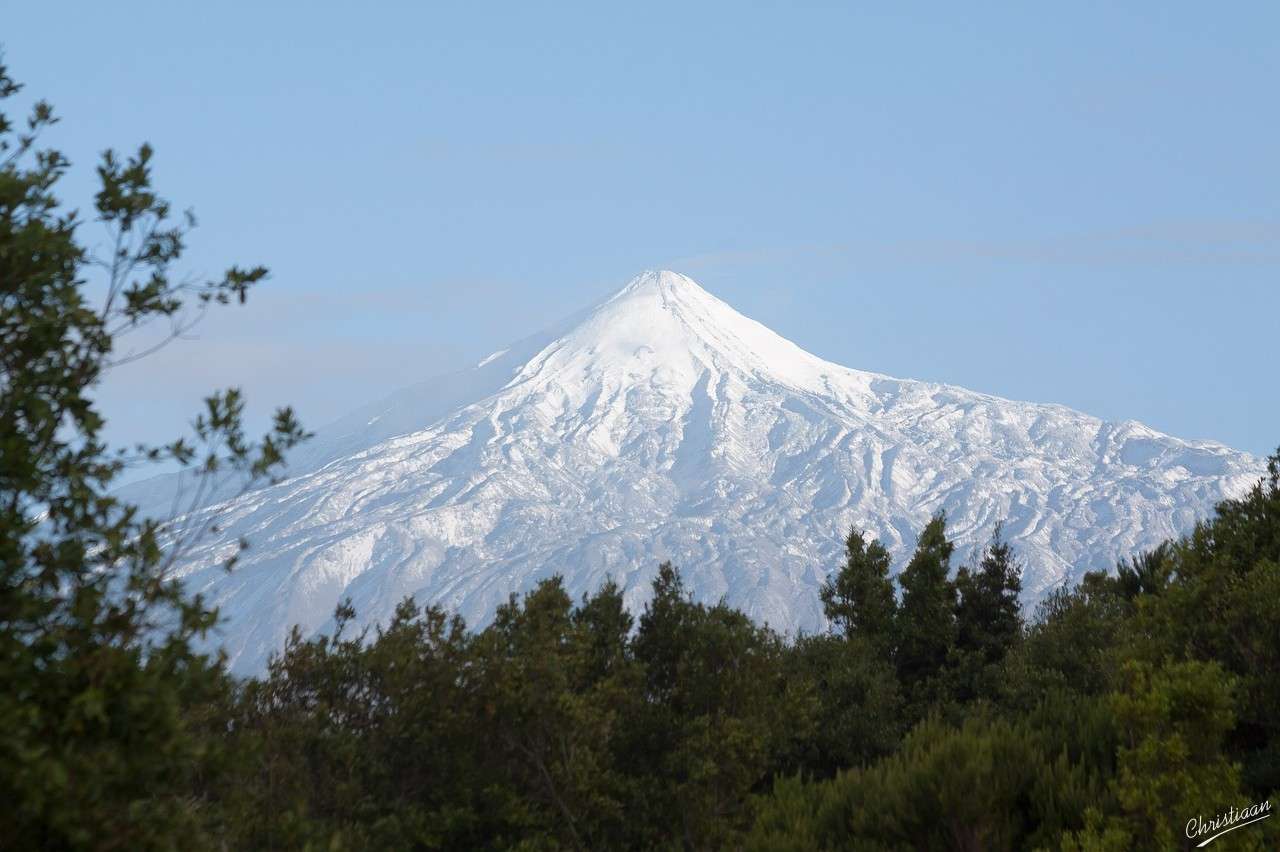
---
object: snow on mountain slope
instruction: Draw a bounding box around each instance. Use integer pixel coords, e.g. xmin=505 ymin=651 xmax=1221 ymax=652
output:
xmin=145 ymin=271 xmax=1263 ymax=673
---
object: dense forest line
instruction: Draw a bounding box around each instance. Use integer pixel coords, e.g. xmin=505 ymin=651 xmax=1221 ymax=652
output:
xmin=193 ymin=463 xmax=1280 ymax=850
xmin=3 ymin=59 xmax=1277 ymax=850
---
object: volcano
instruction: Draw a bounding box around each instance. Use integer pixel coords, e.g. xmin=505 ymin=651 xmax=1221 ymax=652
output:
xmin=125 ymin=271 xmax=1262 ymax=672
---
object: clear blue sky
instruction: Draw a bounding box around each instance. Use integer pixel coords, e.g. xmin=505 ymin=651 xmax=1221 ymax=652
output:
xmin=6 ymin=2 xmax=1278 ymax=463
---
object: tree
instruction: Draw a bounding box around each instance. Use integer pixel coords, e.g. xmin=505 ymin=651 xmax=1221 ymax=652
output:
xmin=0 ymin=60 xmax=305 ymax=849
xmin=783 ymin=633 xmax=903 ymax=776
xmin=950 ymin=525 xmax=1026 ymax=702
xmin=1061 ymin=660 xmax=1263 ymax=852
xmin=895 ymin=513 xmax=957 ymax=697
xmin=954 ymin=524 xmax=1023 ymax=665
xmin=820 ymin=527 xmax=896 ymax=651
xmin=470 ymin=577 xmax=638 ymax=850
xmin=1114 ymin=542 xmax=1174 ymax=600
xmin=748 ymin=715 xmax=1078 ymax=851
xmin=630 ymin=563 xmax=814 ymax=848
xmin=1006 ymin=570 xmax=1129 ymax=706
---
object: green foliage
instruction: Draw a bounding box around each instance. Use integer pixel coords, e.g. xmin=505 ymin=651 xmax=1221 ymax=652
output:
xmin=1006 ymin=571 xmax=1129 ymax=705
xmin=1131 ymin=455 xmax=1280 ymax=795
xmin=821 ymin=527 xmax=897 ymax=650
xmin=1058 ymin=657 xmax=1278 ymax=851
xmin=948 ymin=526 xmax=1025 ymax=704
xmin=212 ymin=566 xmax=816 ymax=850
xmin=628 ymin=563 xmax=816 ymax=848
xmin=894 ymin=513 xmax=958 ymax=706
xmin=0 ymin=59 xmax=305 ymax=849
xmin=1088 ymin=659 xmax=1244 ymax=849
xmin=219 ymin=600 xmax=489 ymax=849
xmin=782 ymin=633 xmax=903 ymax=776
xmin=749 ymin=714 xmax=1089 ymax=851
xmin=749 ymin=452 xmax=1280 ymax=850
xmin=478 ymin=577 xmax=641 ymax=849
xmin=954 ymin=524 xmax=1023 ymax=665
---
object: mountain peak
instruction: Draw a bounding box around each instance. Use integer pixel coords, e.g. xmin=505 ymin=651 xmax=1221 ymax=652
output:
xmin=618 ymin=269 xmax=706 ymax=297
xmin=518 ymin=270 xmax=838 ymax=395
xmin=598 ymin=269 xmax=722 ymax=323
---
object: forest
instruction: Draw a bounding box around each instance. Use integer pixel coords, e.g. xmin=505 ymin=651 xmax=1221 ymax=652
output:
xmin=173 ymin=471 xmax=1280 ymax=850
xmin=3 ymin=58 xmax=1278 ymax=850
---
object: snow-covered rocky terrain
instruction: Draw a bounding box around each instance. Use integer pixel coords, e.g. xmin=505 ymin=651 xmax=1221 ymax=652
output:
xmin=122 ymin=271 xmax=1264 ymax=673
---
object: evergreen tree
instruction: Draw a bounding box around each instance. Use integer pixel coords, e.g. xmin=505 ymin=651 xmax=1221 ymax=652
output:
xmin=820 ymin=527 xmax=897 ymax=650
xmin=630 ymin=563 xmax=815 ymax=848
xmin=632 ymin=561 xmax=692 ymax=708
xmin=895 ymin=513 xmax=958 ymax=691
xmin=1007 ymin=570 xmax=1130 ymax=704
xmin=572 ymin=577 xmax=634 ymax=683
xmin=1114 ymin=542 xmax=1174 ymax=600
xmin=954 ymin=523 xmax=1024 ymax=665
xmin=783 ymin=633 xmax=903 ymax=776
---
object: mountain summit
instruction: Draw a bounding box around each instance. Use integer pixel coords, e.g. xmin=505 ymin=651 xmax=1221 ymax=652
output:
xmin=135 ymin=271 xmax=1263 ymax=672
xmin=526 ymin=270 xmax=836 ymax=389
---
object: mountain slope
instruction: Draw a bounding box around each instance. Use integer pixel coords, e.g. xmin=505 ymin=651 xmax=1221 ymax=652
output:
xmin=146 ymin=271 xmax=1262 ymax=672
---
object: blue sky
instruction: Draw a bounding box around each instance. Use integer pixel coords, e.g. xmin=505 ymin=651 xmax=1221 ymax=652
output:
xmin=5 ymin=2 xmax=1278 ymax=464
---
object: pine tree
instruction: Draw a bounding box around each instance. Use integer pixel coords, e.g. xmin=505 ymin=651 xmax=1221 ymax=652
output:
xmin=1114 ymin=542 xmax=1174 ymax=600
xmin=820 ymin=527 xmax=897 ymax=651
xmin=895 ymin=513 xmax=957 ymax=689
xmin=633 ymin=561 xmax=692 ymax=707
xmin=954 ymin=524 xmax=1024 ymax=665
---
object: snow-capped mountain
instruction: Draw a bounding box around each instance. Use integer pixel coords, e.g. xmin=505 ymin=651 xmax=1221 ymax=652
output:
xmin=128 ymin=271 xmax=1263 ymax=673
